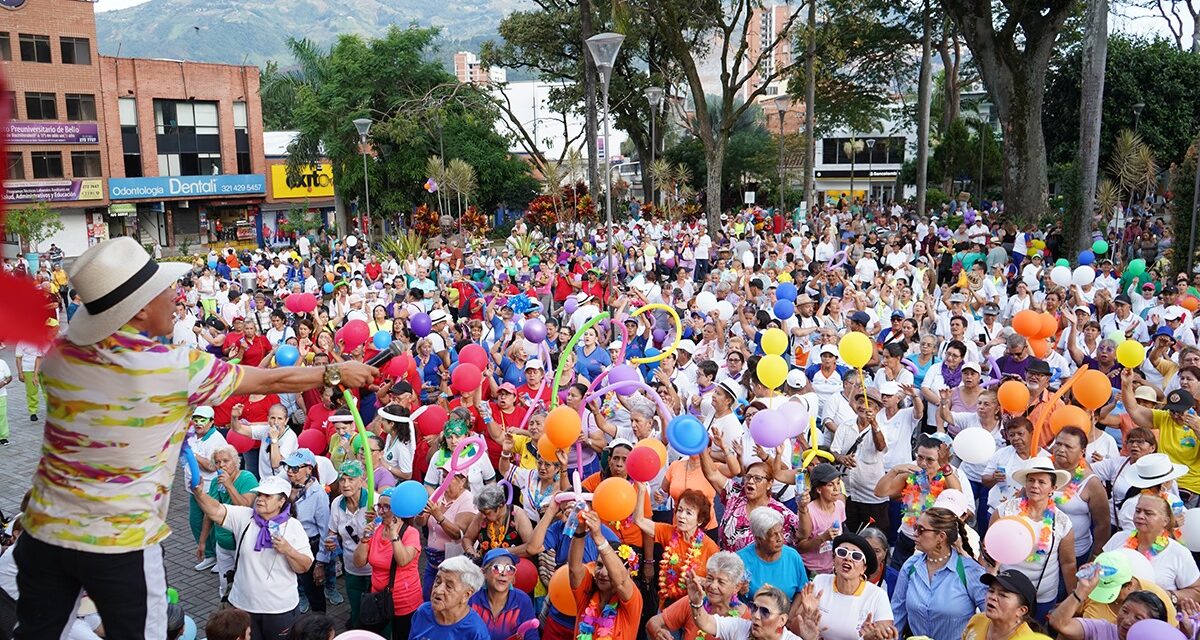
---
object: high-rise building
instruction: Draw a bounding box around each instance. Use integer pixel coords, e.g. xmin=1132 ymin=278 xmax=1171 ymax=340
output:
xmin=453 ymin=51 xmax=506 ymax=85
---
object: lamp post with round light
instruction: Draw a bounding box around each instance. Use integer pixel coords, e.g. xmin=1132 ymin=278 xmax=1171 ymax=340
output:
xmin=773 ymin=95 xmax=790 ymax=216
xmin=352 ymin=117 xmax=373 ymax=241
xmin=645 ymin=87 xmax=664 ymax=205
xmin=586 ymin=32 xmax=624 ymax=312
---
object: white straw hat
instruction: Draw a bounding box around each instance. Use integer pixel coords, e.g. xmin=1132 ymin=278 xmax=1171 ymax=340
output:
xmin=66 ymin=237 xmax=191 ymax=345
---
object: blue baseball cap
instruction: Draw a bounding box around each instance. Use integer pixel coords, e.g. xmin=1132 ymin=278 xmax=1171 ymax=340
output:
xmin=481 ymin=548 xmax=519 ymax=567
xmin=283 ymin=448 xmax=317 ymax=468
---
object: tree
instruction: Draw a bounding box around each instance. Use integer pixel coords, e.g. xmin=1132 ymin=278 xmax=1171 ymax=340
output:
xmin=665 ymin=97 xmax=776 ymax=211
xmin=914 ymin=0 xmax=934 ymax=216
xmin=7 ymin=202 xmax=64 ymax=253
xmin=941 ymin=0 xmax=1076 ymax=222
xmin=1076 ymin=0 xmax=1108 ymax=246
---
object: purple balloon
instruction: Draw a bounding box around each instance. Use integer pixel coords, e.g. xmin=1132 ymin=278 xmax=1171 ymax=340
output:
xmin=410 ymin=312 xmax=432 ymax=337
xmin=608 ymin=364 xmax=642 ymax=397
xmin=564 ymin=297 xmax=579 ymax=314
xmin=1127 ymin=619 xmax=1185 ymax=640
xmin=523 ymin=318 xmax=547 ymax=343
xmin=749 ymin=409 xmax=790 ymax=448
xmin=373 ymin=281 xmax=385 ymax=290
xmin=652 ymin=327 xmax=667 ymax=344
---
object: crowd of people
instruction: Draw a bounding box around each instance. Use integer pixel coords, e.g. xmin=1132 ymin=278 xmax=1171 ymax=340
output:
xmin=2 ymin=198 xmax=1200 ymax=640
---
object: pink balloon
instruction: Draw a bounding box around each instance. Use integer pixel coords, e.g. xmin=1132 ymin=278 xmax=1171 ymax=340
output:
xmin=333 ymin=631 xmax=388 ymax=640
xmin=984 ymin=518 xmax=1035 ymax=565
xmin=459 ymin=344 xmax=489 ymax=371
xmin=337 ymin=319 xmax=370 ymax=351
xmin=285 ymin=292 xmax=318 ymax=314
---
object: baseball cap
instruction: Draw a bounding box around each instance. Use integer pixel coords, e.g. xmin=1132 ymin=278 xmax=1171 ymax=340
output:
xmin=606 ymin=438 xmax=634 ymax=451
xmin=677 ymin=339 xmax=697 ymax=354
xmin=1114 ymin=294 xmax=1133 ymax=306
xmin=810 ymin=462 xmax=842 ymax=486
xmin=933 ymin=488 xmax=972 ymax=517
xmin=1088 ymin=551 xmax=1133 ymax=604
xmin=982 ymin=303 xmax=1001 ymax=316
xmin=496 ymin=382 xmax=517 ymax=395
xmin=1164 ymin=306 xmax=1187 ymax=321
xmin=890 ymin=310 xmax=906 ymax=320
xmin=339 ymin=460 xmax=365 ymax=479
xmin=949 ymin=293 xmax=967 ymax=303
xmin=608 ymin=340 xmax=623 ymax=351
xmin=481 ymin=548 xmax=519 ymax=567
xmin=1133 ymin=386 xmax=1159 ymax=404
xmin=255 ymin=475 xmax=292 ymax=496
xmin=961 ymin=361 xmax=982 ymax=374
xmin=819 ymin=344 xmax=839 ymax=357
xmin=524 ymin=359 xmax=544 ymax=370
xmin=1073 ymin=305 xmax=1091 ymax=315
xmin=850 ymin=311 xmax=871 ymax=325
xmin=786 ymin=369 xmax=807 ymax=389
xmin=283 ymin=448 xmax=317 ymax=468
xmin=192 ymin=406 xmax=215 ymax=420
xmin=982 ymin=569 xmax=1037 ymax=610
xmin=1166 ymin=389 xmax=1195 ymax=413
xmin=879 ymin=380 xmax=901 ymax=396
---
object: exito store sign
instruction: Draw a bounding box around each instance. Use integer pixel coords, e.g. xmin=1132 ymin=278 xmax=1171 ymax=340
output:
xmin=270 ymin=164 xmax=334 ymax=199
xmin=6 ymin=121 xmax=99 ymax=144
xmin=109 ymin=174 xmax=266 ymax=200
xmin=4 ymin=179 xmax=103 ymax=203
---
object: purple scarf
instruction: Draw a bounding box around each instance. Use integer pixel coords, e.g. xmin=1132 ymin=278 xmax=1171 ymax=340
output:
xmin=941 ymin=362 xmax=963 ymax=388
xmin=252 ymin=512 xmax=291 ymax=551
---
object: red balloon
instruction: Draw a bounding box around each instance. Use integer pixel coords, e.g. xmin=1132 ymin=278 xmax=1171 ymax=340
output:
xmin=226 ymin=430 xmax=257 ymax=454
xmin=295 ymin=293 xmax=318 ymax=313
xmin=626 ymin=446 xmax=662 ymax=483
xmin=459 ymin=344 xmax=489 ymax=371
xmin=337 ymin=319 xmax=371 ymax=351
xmin=415 ymin=405 xmax=448 ymax=436
xmin=451 ymin=363 xmax=483 ymax=393
xmin=297 ymin=428 xmax=328 ymax=455
xmin=515 ymin=557 xmax=538 ymax=592
xmin=284 ymin=295 xmax=304 ymax=313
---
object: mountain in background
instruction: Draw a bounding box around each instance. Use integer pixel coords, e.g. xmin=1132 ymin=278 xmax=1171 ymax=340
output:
xmin=95 ymin=0 xmax=529 ymax=69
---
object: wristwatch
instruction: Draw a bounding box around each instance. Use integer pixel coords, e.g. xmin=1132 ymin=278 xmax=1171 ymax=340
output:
xmin=323 ymin=364 xmax=342 ymax=387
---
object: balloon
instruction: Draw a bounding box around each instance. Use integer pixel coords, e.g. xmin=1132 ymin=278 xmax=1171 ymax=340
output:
xmin=337 ymin=319 xmax=370 ymax=351
xmin=345 ymin=235 xmax=358 ymax=247
xmin=997 ymin=380 xmax=1031 ymax=414
xmin=1128 ymin=258 xmax=1146 ymax=276
xmin=1073 ymin=369 xmax=1113 ymax=411
xmin=391 ymin=480 xmax=429 ymax=518
xmin=1013 ymin=310 xmax=1042 ymax=338
xmin=333 ymin=631 xmax=388 ymax=640
xmin=180 ymin=444 xmax=201 ymax=490
xmin=563 ymin=297 xmax=579 ymax=314
xmin=696 ymin=291 xmax=718 ymax=314
xmin=607 ymin=365 xmax=643 ymax=397
xmin=545 ymin=406 xmax=583 ymax=448
xmin=953 ymin=427 xmax=997 ymax=465
xmin=1183 ymin=296 xmax=1200 ymax=313
xmin=537 ymin=434 xmax=559 ymax=461
xmin=1128 ymin=619 xmax=1186 ymax=640
xmin=984 ymin=516 xmax=1036 ymax=565
xmin=749 ymin=409 xmax=790 ymax=448
xmin=1092 ymin=239 xmax=1109 ymax=255
xmin=181 ymin=615 xmax=197 ymax=640
xmin=1050 ymin=405 xmax=1091 ymax=435
xmin=773 ymin=299 xmax=795 ymax=320
xmin=1077 ymin=250 xmax=1095 ymax=266
xmin=297 ymin=428 xmax=328 ymax=455
xmin=322 ymin=282 xmax=334 ymax=294
xmin=636 ymin=438 xmax=668 ymax=466
xmin=652 ymin=327 xmax=667 ymax=343
xmin=1050 ymin=265 xmax=1071 ymax=288
xmin=838 ymin=332 xmax=873 ymax=369
xmin=1116 ymin=340 xmax=1146 ymax=369
xmin=757 ymin=354 xmax=789 ymax=389
xmin=783 ymin=401 xmax=810 ymax=438
xmin=1110 ymin=547 xmax=1156 ymax=585
xmin=715 ymin=300 xmax=735 ymax=322
xmin=666 ymin=415 xmax=709 ymax=456
xmin=239 ymin=265 xmax=249 ymax=273
xmin=523 ymin=318 xmax=547 ymax=343
xmin=761 ymin=328 xmax=789 ymax=356
xmin=450 ymin=363 xmax=483 ymax=393
xmin=226 ymin=430 xmax=256 ymax=454
xmin=593 ymin=477 xmax=637 ymax=522
xmin=626 ymin=446 xmax=662 ymax=483
xmin=777 ymin=282 xmax=798 ymax=302
xmin=372 ymin=331 xmax=392 ymax=350
xmin=514 ymin=557 xmax=538 ymax=592
xmin=1183 ymin=508 xmax=1200 ymax=552
xmin=458 ymin=344 xmax=489 ymax=371
xmin=1056 ymin=258 xmax=1070 ymax=268
xmin=742 ymin=251 xmax=754 ymax=268
xmin=275 ymin=344 xmax=300 ymax=367
xmin=208 ymin=259 xmax=218 ymax=268
xmin=1071 ymin=266 xmax=1096 ymax=287
xmin=410 ymin=312 xmax=432 ymax=337
xmin=1036 ymin=313 xmax=1059 ymax=340
xmin=1029 ymin=338 xmax=1051 ymax=359
xmin=284 ymin=295 xmax=304 ymax=313
xmin=548 ymin=565 xmax=577 ymax=615
xmin=414 ymin=405 xmax=447 ymax=436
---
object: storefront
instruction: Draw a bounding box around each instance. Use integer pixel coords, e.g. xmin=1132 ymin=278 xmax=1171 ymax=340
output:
xmin=3 ymin=178 xmax=105 ymax=256
xmin=263 ymin=163 xmax=336 ymax=247
xmin=108 ymin=174 xmax=266 ymax=250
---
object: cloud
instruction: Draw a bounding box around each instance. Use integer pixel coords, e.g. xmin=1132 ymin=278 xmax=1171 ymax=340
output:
xmin=95 ymin=0 xmax=152 ymax=12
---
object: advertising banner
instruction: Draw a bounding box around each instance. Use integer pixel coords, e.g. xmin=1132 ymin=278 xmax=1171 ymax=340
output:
xmin=109 ymin=174 xmax=266 ymax=200
xmin=4 ymin=179 xmax=103 ymax=203
xmin=6 ymin=121 xmax=100 ymax=144
xmin=270 ymin=164 xmax=335 ymax=199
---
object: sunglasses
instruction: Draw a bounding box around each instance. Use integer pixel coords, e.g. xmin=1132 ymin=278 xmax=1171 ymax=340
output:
xmin=286 ymin=465 xmax=306 ymax=473
xmin=488 ymin=564 xmax=517 ymax=576
xmin=748 ymin=603 xmax=781 ymax=619
xmin=834 ymin=547 xmax=867 ymax=562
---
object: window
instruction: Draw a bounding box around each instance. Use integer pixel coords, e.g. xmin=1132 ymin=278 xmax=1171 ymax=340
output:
xmin=31 ymin=151 xmax=63 ymax=179
xmin=0 ymin=33 xmax=11 ymax=62
xmin=119 ymin=97 xmax=143 ymax=177
xmin=821 ymin=136 xmax=906 ymax=166
xmin=24 ymin=92 xmax=56 ymax=120
xmin=4 ymin=91 xmax=16 ymax=119
xmin=5 ymin=152 xmax=23 ymax=180
xmin=233 ymin=101 xmax=251 ymax=174
xmin=65 ymin=94 xmax=96 ymax=121
xmin=71 ymin=151 xmax=102 ymax=177
xmin=119 ymin=97 xmax=138 ymax=125
xmin=154 ymin=99 xmax=221 ymax=176
xmin=18 ymin=34 xmax=51 ymax=63
xmin=59 ymin=37 xmax=91 ymax=65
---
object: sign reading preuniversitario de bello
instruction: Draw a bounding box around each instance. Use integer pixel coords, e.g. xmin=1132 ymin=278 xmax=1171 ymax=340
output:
xmin=6 ymin=122 xmax=100 ymax=144
xmin=109 ymin=174 xmax=266 ymax=200
xmin=270 ymin=164 xmax=335 ymax=199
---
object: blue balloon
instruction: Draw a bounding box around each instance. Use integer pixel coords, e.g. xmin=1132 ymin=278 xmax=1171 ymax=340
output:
xmin=666 ymin=415 xmax=710 ymax=456
xmin=322 ymin=282 xmax=334 ymax=294
xmin=372 ymin=331 xmax=392 ymax=350
xmin=181 ymin=616 xmax=197 ymax=640
xmin=239 ymin=265 xmax=250 ymax=273
xmin=207 ymin=259 xmax=218 ymax=269
xmin=774 ymin=299 xmax=795 ymax=320
xmin=275 ymin=344 xmax=300 ymax=367
xmin=776 ymin=282 xmax=798 ymax=302
xmin=1078 ymin=250 xmax=1095 ymax=266
xmin=391 ymin=480 xmax=429 ymax=518
xmin=180 ymin=444 xmax=201 ymax=490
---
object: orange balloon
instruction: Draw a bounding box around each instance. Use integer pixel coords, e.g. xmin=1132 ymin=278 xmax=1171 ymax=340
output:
xmin=1073 ymin=369 xmax=1114 ymax=411
xmin=545 ymin=406 xmax=582 ymax=449
xmin=1049 ymin=404 xmax=1091 ymax=435
xmin=537 ymin=434 xmax=559 ymax=461
xmin=1028 ymin=338 xmax=1051 ymax=359
xmin=593 ymin=477 xmax=637 ymax=522
xmin=998 ymin=380 xmax=1031 ymax=414
xmin=1184 ymin=296 xmax=1200 ymax=313
xmin=1013 ymin=310 xmax=1042 ymax=338
xmin=548 ymin=565 xmax=577 ymax=615
xmin=1036 ymin=313 xmax=1059 ymax=340
xmin=636 ymin=438 xmax=668 ymax=466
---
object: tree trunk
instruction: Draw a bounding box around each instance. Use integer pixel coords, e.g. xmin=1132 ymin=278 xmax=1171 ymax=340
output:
xmin=915 ymin=0 xmax=933 ymax=217
xmin=580 ymin=0 xmax=600 ymax=200
xmin=1193 ymin=8 xmax=1200 ymax=53
xmin=938 ymin=26 xmax=961 ymax=136
xmin=997 ymin=71 xmax=1052 ymax=225
xmin=803 ymin=0 xmax=817 ymax=214
xmin=1077 ymin=0 xmax=1109 ymax=247
xmin=705 ymin=138 xmax=726 ymax=236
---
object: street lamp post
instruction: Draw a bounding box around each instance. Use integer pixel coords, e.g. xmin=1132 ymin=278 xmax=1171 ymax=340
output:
xmin=644 ymin=87 xmax=664 ymax=205
xmin=774 ymin=95 xmax=790 ymax=216
xmin=586 ymin=32 xmax=624 ymax=312
xmin=865 ymin=138 xmax=876 ymax=205
xmin=352 ymin=117 xmax=373 ymax=242
xmin=978 ymin=101 xmax=991 ymax=204
xmin=1134 ymin=102 xmax=1145 ymax=131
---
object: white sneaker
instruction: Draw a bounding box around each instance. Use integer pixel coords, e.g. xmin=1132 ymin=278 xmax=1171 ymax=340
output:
xmin=194 ymin=557 xmax=216 ymax=571
xmin=211 ymin=564 xmax=220 ymax=574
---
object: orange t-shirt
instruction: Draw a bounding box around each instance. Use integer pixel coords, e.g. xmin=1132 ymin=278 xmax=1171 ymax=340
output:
xmin=654 ymin=523 xmax=718 ymax=605
xmin=582 ymin=472 xmax=652 ymax=547
xmin=572 ymin=565 xmax=644 ymax=639
xmin=658 ymin=595 xmax=751 ymax=640
xmin=663 ymin=460 xmax=718 ymax=530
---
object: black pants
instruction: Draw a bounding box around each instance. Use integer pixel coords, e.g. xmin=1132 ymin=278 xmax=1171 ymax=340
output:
xmin=13 ymin=534 xmax=167 ymax=640
xmin=299 ymin=536 xmax=326 ymax=613
xmin=891 ymin=532 xmax=916 ymax=570
xmin=845 ymin=499 xmax=890 ymax=536
xmin=0 ymin=586 xmax=16 ymax=640
xmin=390 ymin=612 xmax=413 ymax=640
xmin=249 ymin=609 xmax=297 ymax=640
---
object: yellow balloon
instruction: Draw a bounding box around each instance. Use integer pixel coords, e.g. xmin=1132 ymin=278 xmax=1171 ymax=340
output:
xmin=757 ymin=354 xmax=789 ymax=389
xmin=761 ymin=328 xmax=788 ymax=356
xmin=1116 ymin=339 xmax=1146 ymax=369
xmin=838 ymin=331 xmax=874 ymax=369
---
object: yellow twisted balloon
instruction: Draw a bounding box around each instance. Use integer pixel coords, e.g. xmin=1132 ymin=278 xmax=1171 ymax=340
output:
xmin=800 ymin=415 xmax=835 ymax=469
xmin=628 ymin=303 xmax=683 ymax=365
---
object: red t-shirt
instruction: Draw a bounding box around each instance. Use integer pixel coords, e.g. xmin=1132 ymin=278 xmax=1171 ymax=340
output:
xmin=364 ymin=262 xmax=382 ymax=281
xmin=215 ymin=393 xmax=281 ymax=430
xmin=304 ymin=403 xmax=336 ymax=437
xmin=366 ymin=524 xmax=422 ymax=615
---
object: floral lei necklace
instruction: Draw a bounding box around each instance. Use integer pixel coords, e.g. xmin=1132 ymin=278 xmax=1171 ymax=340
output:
xmin=901 ymin=468 xmax=947 ymax=529
xmin=1052 ymin=464 xmax=1087 ymax=507
xmin=659 ymin=528 xmax=705 ymax=599
xmin=578 ymin=593 xmax=618 ymax=640
xmin=1125 ymin=530 xmax=1170 ymax=558
xmin=1019 ymin=498 xmax=1056 ymax=562
xmin=697 ymin=596 xmax=743 ymax=640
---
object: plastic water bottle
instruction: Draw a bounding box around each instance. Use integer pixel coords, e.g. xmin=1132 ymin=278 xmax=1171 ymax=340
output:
xmin=1075 ymin=563 xmax=1116 ymax=581
xmin=821 ymin=520 xmax=841 ymax=554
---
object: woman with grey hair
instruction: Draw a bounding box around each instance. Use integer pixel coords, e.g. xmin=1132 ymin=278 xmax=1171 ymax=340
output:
xmin=647 ymin=551 xmax=749 ymax=640
xmin=464 ymin=484 xmax=533 ymax=560
xmin=408 ymin=556 xmax=490 ymax=639
xmin=686 ymin=578 xmax=822 ymax=640
xmin=736 ymin=507 xmax=810 ymax=623
xmin=860 ymin=526 xmax=900 ymax=596
xmin=197 ymin=444 xmax=257 ymax=600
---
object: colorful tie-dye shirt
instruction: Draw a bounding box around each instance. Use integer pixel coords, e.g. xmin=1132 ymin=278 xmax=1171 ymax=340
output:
xmin=22 ymin=328 xmax=244 ymax=553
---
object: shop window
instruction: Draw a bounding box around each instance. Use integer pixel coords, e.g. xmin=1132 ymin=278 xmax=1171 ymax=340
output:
xmin=71 ymin=151 xmax=102 ymax=178
xmin=6 ymin=152 xmax=24 ymax=180
xmin=234 ymin=101 xmax=251 ymax=174
xmin=24 ymin=92 xmax=56 ymax=120
xmin=66 ymin=94 xmax=97 ymax=121
xmin=31 ymin=151 xmax=63 ymax=179
xmin=155 ymin=99 xmax=222 ymax=176
xmin=60 ymin=37 xmax=91 ymax=65
xmin=18 ymin=34 xmax=51 ymax=63
xmin=0 ymin=33 xmax=11 ymax=62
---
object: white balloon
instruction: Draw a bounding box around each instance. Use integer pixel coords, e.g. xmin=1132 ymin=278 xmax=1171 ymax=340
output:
xmin=715 ymin=300 xmax=735 ymax=321
xmin=743 ymin=251 xmax=755 ymax=268
xmin=346 ymin=235 xmax=359 ymax=247
xmin=696 ymin=291 xmax=718 ymax=314
xmin=1184 ymin=508 xmax=1200 ymax=552
xmin=1071 ymin=265 xmax=1096 ymax=287
xmin=952 ymin=427 xmax=997 ymax=465
xmin=1050 ymin=265 xmax=1072 ymax=288
xmin=1109 ymin=547 xmax=1157 ymax=585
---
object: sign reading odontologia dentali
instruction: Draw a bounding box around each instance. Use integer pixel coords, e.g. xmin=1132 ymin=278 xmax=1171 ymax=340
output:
xmin=109 ymin=175 xmax=266 ymax=200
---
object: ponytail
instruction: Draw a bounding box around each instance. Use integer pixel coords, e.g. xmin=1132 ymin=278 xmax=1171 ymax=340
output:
xmin=955 ymin=518 xmax=975 ymax=558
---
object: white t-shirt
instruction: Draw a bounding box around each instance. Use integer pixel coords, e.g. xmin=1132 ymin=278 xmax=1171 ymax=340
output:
xmin=812 ymin=573 xmax=893 ymax=640
xmin=249 ymin=425 xmax=299 ymax=479
xmin=383 ymin=434 xmax=415 ymax=478
xmin=220 ymin=505 xmax=313 ymax=614
xmin=832 ymin=423 xmax=887 ymax=505
xmin=995 ymin=500 xmax=1073 ymax=604
xmin=714 ymin=617 xmax=803 ymax=640
xmin=1103 ymin=531 xmax=1200 ymax=591
xmin=876 ymin=407 xmax=918 ymax=469
xmin=0 ymin=359 xmax=10 ymax=398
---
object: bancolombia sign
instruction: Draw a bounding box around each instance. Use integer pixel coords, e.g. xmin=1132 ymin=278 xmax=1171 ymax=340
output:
xmin=109 ymin=174 xmax=266 ymax=200
xmin=269 ymin=164 xmax=335 ymax=199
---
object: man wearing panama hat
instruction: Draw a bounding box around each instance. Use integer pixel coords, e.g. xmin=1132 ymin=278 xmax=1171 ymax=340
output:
xmin=14 ymin=237 xmax=378 ymax=640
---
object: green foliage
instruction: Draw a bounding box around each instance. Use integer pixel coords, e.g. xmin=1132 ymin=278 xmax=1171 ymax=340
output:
xmin=664 ymin=100 xmax=777 ymax=211
xmin=7 ymin=202 xmax=64 ymax=252
xmin=1169 ymin=142 xmax=1198 ymax=275
xmin=377 ymin=231 xmax=428 ymax=262
xmin=279 ymin=206 xmax=323 ymax=236
xmin=926 ymin=117 xmax=1001 ymax=198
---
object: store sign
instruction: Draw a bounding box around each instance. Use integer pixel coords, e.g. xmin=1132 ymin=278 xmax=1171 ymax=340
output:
xmin=6 ymin=121 xmax=99 ymax=144
xmin=4 ymin=179 xmax=103 ymax=203
xmin=108 ymin=203 xmax=137 ymax=216
xmin=109 ymin=174 xmax=266 ymax=200
xmin=270 ymin=164 xmax=334 ymax=199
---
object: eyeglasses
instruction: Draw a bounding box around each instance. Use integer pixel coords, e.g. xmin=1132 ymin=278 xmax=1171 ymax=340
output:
xmin=286 ymin=465 xmax=305 ymax=473
xmin=834 ymin=547 xmax=866 ymax=562
xmin=912 ymin=524 xmax=936 ymax=537
xmin=744 ymin=474 xmax=770 ymax=484
xmin=377 ymin=503 xmax=392 ymax=511
xmin=747 ymin=603 xmax=780 ymax=619
xmin=488 ymin=564 xmax=517 ymax=576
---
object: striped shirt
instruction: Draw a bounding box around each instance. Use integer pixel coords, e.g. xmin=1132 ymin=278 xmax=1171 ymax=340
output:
xmin=23 ymin=327 xmax=243 ymax=553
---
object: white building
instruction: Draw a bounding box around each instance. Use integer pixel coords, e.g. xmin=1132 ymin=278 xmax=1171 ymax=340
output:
xmin=813 ymin=104 xmax=917 ymax=205
xmin=490 ymin=80 xmax=629 ymax=172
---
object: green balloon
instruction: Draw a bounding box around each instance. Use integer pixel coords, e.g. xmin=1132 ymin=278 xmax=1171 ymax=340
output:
xmin=1092 ymin=239 xmax=1109 ymax=255
xmin=1056 ymin=259 xmax=1070 ymax=267
xmin=1128 ymin=258 xmax=1146 ymax=276
xmin=529 ymin=255 xmax=541 ymax=266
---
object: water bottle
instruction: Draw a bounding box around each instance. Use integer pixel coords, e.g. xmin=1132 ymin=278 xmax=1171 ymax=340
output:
xmin=1075 ymin=563 xmax=1116 ymax=581
xmin=268 ymin=521 xmax=281 ymax=538
xmin=216 ymin=469 xmax=228 ymax=496
xmin=821 ymin=520 xmax=841 ymax=554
